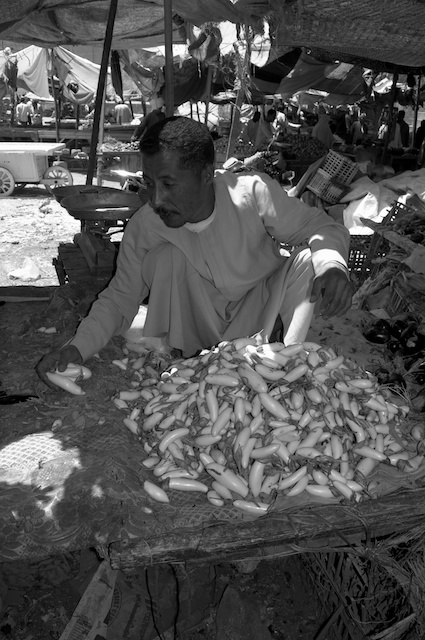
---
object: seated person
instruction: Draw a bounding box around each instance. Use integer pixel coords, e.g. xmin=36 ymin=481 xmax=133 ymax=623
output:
xmin=36 ymin=117 xmax=353 ymax=386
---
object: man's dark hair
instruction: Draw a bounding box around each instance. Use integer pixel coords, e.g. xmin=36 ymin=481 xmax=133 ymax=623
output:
xmin=139 ymin=116 xmax=215 ymax=171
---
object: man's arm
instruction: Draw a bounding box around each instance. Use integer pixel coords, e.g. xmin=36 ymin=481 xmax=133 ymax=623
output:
xmin=69 ymin=214 xmax=149 ymax=361
xmin=255 ymin=174 xmax=350 ymax=271
xmin=253 ymin=174 xmax=353 ymax=316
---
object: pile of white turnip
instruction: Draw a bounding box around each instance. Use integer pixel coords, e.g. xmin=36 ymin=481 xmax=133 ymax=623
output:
xmin=109 ymin=338 xmax=424 ymax=517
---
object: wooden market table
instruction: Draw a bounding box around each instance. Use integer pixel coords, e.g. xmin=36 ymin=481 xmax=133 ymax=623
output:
xmin=0 ymin=124 xmax=135 ymax=147
xmin=0 ymin=288 xmax=424 ymax=569
xmin=2 ymin=287 xmax=425 ymax=638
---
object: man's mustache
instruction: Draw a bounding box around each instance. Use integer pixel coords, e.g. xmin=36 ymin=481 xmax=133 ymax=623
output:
xmin=155 ymin=207 xmax=174 ymax=216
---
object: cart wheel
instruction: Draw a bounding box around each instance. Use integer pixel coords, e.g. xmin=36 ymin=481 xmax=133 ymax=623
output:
xmin=43 ymin=165 xmax=73 ymax=187
xmin=0 ymin=167 xmax=15 ymax=197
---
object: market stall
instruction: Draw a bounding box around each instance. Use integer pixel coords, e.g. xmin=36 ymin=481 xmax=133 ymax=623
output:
xmin=3 ymin=1 xmax=425 ymax=638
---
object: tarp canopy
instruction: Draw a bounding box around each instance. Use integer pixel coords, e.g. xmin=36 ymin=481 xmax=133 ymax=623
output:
xmin=276 ymin=52 xmax=366 ymax=103
xmin=52 ymin=46 xmax=115 ymax=104
xmin=0 ymin=46 xmax=50 ymax=99
xmin=1 ymin=1 xmax=425 ymax=71
xmin=0 ymin=45 xmax=115 ymax=104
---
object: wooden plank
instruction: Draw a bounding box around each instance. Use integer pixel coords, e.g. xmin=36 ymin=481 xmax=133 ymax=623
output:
xmin=0 ymin=285 xmax=56 ymax=301
xmin=76 ymin=232 xmax=117 ymax=269
xmin=108 ymin=488 xmax=425 ymax=570
xmin=0 ymin=126 xmax=133 ymax=145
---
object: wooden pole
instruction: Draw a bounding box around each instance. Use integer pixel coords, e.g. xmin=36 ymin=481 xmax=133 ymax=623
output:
xmin=96 ymin=91 xmax=106 ymax=185
xmin=382 ymin=67 xmax=399 ymax=165
xmin=86 ymin=0 xmax=118 ymax=185
xmin=204 ymin=65 xmax=213 ymax=125
xmin=226 ymin=89 xmax=244 ymax=160
xmin=412 ymin=72 xmax=422 ymax=147
xmin=50 ymin=49 xmax=61 ymax=143
xmin=164 ymin=0 xmax=174 ymax=117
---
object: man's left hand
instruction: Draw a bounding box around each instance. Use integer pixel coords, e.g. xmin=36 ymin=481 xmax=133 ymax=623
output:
xmin=310 ymin=268 xmax=354 ymax=320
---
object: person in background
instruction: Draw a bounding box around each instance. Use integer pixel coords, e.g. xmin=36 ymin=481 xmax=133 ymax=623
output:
xmin=36 ymin=116 xmax=353 ymax=387
xmin=396 ymin=110 xmax=410 ymax=148
xmin=344 ymin=106 xmax=354 ymax=139
xmin=131 ymin=107 xmax=165 ymax=143
xmin=311 ymin=107 xmax=334 ymax=150
xmin=31 ymin=100 xmax=43 ymax=126
xmin=414 ymin=120 xmax=425 ymax=150
xmin=274 ymin=106 xmax=288 ymax=136
xmin=254 ymin=108 xmax=277 ymax=151
xmin=389 ymin=110 xmax=410 ymax=149
xmin=243 ymin=111 xmax=261 ymax=146
xmin=114 ymin=97 xmax=133 ymax=125
xmin=334 ymin=108 xmax=348 ymax=140
xmin=350 ymin=112 xmax=368 ymax=145
xmin=15 ymin=96 xmax=33 ymax=126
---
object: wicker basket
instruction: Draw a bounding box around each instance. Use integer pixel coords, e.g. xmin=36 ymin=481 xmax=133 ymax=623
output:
xmin=321 ymin=150 xmax=358 ymax=185
xmin=386 ymin=273 xmax=425 ymax=318
xmin=302 ymin=550 xmax=415 ymax=640
xmin=306 ymin=168 xmax=349 ymax=204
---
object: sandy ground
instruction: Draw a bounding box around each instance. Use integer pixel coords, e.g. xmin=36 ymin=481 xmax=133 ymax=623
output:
xmin=0 ymin=171 xmax=120 ymax=288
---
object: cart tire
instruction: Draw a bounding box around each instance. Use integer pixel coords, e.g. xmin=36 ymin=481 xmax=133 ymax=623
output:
xmin=43 ymin=166 xmax=73 ymax=187
xmin=0 ymin=167 xmax=15 ymax=197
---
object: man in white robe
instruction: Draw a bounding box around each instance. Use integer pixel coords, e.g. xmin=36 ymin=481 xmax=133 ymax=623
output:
xmin=37 ymin=116 xmax=353 ymax=386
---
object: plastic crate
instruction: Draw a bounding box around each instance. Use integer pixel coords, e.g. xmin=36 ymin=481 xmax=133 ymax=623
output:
xmin=381 ymin=200 xmax=418 ymax=226
xmin=348 ymin=233 xmax=392 ymax=284
xmin=348 ymin=235 xmax=372 ymax=281
xmin=306 ymin=168 xmax=349 ymax=204
xmin=321 ymin=150 xmax=358 ymax=185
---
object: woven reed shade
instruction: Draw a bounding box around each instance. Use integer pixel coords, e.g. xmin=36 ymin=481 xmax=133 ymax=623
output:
xmin=0 ymin=0 xmax=425 ymax=71
xmin=271 ymin=0 xmax=425 ymax=70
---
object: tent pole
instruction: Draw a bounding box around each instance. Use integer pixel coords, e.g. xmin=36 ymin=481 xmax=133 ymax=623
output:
xmin=164 ymin=0 xmax=174 ymax=117
xmin=381 ymin=67 xmax=398 ymax=166
xmin=50 ymin=49 xmax=61 ymax=144
xmin=226 ymin=88 xmax=243 ymax=160
xmin=412 ymin=71 xmax=421 ymax=147
xmin=86 ymin=0 xmax=118 ymax=185
xmin=96 ymin=90 xmax=106 ymax=185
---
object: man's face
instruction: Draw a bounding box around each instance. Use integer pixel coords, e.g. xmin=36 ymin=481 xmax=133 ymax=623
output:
xmin=141 ymin=150 xmax=214 ymax=228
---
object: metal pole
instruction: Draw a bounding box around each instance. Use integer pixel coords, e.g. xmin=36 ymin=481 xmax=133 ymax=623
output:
xmin=164 ymin=0 xmax=174 ymax=117
xmin=86 ymin=0 xmax=118 ymax=185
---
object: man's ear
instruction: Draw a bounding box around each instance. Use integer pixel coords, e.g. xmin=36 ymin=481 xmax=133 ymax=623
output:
xmin=202 ymin=164 xmax=215 ymax=185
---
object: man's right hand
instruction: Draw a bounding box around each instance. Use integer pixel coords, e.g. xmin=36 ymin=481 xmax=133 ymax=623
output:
xmin=36 ymin=345 xmax=83 ymax=390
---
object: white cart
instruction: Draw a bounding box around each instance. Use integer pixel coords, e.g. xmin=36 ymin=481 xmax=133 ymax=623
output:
xmin=0 ymin=142 xmax=73 ymax=197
